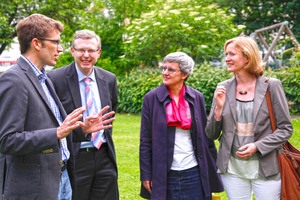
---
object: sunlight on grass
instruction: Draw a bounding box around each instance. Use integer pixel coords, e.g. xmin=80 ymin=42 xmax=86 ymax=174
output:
xmin=113 ymin=113 xmax=300 ymax=200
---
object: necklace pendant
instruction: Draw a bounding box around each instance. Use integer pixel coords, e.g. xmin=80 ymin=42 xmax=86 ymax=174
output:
xmin=239 ymin=91 xmax=247 ymax=95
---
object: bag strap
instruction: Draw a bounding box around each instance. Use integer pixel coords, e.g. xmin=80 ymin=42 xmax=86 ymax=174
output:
xmin=265 ymin=79 xmax=276 ymax=132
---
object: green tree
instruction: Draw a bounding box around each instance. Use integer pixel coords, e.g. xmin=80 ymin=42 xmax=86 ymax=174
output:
xmin=123 ymin=0 xmax=245 ymax=67
xmin=69 ymin=0 xmax=157 ymax=75
xmin=0 ymin=0 xmax=92 ymax=55
xmin=217 ymin=0 xmax=300 ymax=41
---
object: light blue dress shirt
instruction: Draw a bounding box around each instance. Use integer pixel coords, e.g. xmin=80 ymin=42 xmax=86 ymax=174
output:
xmin=75 ymin=64 xmax=106 ymax=149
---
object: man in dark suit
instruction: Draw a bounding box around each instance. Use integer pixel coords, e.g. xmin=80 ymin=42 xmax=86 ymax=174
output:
xmin=0 ymin=15 xmax=115 ymax=200
xmin=48 ymin=29 xmax=119 ymax=200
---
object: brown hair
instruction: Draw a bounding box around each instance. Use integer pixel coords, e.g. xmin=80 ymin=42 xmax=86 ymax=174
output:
xmin=17 ymin=14 xmax=64 ymax=54
xmin=224 ymin=36 xmax=265 ymax=77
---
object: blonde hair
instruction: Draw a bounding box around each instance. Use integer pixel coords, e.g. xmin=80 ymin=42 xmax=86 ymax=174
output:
xmin=224 ymin=36 xmax=265 ymax=77
xmin=72 ymin=29 xmax=101 ymax=50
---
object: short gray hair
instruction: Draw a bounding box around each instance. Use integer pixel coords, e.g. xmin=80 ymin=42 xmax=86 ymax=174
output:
xmin=163 ymin=52 xmax=194 ymax=80
xmin=72 ymin=29 xmax=101 ymax=50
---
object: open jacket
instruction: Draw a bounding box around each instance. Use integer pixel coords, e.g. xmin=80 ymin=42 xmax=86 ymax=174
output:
xmin=0 ymin=57 xmax=75 ymax=200
xmin=140 ymin=83 xmax=223 ymax=200
xmin=205 ymin=75 xmax=293 ymax=177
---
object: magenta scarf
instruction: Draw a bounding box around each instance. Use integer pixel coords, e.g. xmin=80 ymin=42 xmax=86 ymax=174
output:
xmin=166 ymin=85 xmax=191 ymax=130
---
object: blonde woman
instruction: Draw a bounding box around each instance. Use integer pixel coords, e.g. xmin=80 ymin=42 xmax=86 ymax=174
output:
xmin=206 ymin=36 xmax=293 ymax=200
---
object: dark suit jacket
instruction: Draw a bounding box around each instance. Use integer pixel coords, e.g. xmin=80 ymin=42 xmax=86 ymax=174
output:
xmin=47 ymin=62 xmax=118 ymax=173
xmin=0 ymin=57 xmax=75 ymax=200
xmin=140 ymin=83 xmax=223 ymax=200
xmin=205 ymin=75 xmax=293 ymax=177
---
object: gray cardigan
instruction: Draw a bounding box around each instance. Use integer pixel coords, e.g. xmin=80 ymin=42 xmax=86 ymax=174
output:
xmin=205 ymin=75 xmax=293 ymax=177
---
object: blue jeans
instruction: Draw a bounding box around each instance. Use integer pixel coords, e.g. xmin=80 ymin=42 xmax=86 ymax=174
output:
xmin=167 ymin=166 xmax=205 ymax=200
xmin=58 ymin=170 xmax=72 ymax=200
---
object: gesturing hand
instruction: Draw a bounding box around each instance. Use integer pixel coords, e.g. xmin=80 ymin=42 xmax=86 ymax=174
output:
xmin=214 ymin=85 xmax=226 ymax=121
xmin=82 ymin=106 xmax=115 ymax=134
xmin=57 ymin=107 xmax=85 ymax=140
xmin=214 ymin=85 xmax=226 ymax=109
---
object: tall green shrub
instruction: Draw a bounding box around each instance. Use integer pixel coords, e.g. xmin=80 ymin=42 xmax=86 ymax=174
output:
xmin=117 ymin=64 xmax=300 ymax=115
xmin=117 ymin=69 xmax=162 ymax=114
xmin=274 ymin=66 xmax=300 ymax=115
xmin=117 ymin=63 xmax=232 ymax=114
xmin=187 ymin=63 xmax=232 ymax=112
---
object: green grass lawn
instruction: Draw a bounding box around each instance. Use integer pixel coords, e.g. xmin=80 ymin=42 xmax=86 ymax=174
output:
xmin=113 ymin=114 xmax=300 ymax=200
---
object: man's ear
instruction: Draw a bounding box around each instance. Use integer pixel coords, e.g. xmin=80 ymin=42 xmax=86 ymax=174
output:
xmin=31 ymin=38 xmax=42 ymax=51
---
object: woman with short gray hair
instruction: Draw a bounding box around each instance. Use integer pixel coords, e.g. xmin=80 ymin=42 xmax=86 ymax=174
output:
xmin=139 ymin=52 xmax=223 ymax=199
xmin=163 ymin=52 xmax=194 ymax=80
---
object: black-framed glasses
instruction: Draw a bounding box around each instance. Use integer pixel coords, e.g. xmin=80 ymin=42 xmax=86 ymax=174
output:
xmin=37 ymin=38 xmax=61 ymax=47
xmin=161 ymin=66 xmax=181 ymax=74
xmin=73 ymin=47 xmax=99 ymax=54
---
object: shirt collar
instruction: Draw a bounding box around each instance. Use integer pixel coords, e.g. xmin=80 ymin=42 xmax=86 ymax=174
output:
xmin=75 ymin=63 xmax=96 ymax=83
xmin=21 ymin=55 xmax=47 ymax=82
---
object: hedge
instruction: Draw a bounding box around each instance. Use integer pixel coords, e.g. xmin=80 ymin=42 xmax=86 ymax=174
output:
xmin=117 ymin=63 xmax=300 ymax=115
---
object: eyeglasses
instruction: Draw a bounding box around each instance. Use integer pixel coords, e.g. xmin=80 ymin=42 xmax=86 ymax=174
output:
xmin=37 ymin=38 xmax=61 ymax=47
xmin=73 ymin=47 xmax=99 ymax=54
xmin=161 ymin=66 xmax=181 ymax=74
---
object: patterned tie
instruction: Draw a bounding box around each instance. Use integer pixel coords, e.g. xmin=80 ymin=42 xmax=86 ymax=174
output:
xmin=83 ymin=78 xmax=102 ymax=149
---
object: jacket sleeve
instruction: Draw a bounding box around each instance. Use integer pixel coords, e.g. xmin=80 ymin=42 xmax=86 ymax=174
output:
xmin=205 ymin=87 xmax=223 ymax=140
xmin=139 ymin=94 xmax=153 ymax=182
xmin=0 ymin=71 xmax=60 ymax=155
xmin=254 ymin=78 xmax=293 ymax=156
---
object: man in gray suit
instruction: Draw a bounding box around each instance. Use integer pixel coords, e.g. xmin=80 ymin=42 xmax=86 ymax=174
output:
xmin=0 ymin=14 xmax=114 ymax=200
xmin=48 ymin=29 xmax=119 ymax=200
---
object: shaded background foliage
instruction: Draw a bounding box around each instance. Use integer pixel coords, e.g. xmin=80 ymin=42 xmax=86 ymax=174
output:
xmin=0 ymin=0 xmax=92 ymax=55
xmin=123 ymin=0 xmax=244 ymax=67
xmin=1 ymin=0 xmax=299 ymax=115
xmin=1 ymin=0 xmax=299 ymax=75
xmin=117 ymin=61 xmax=300 ymax=115
xmin=216 ymin=0 xmax=300 ymax=41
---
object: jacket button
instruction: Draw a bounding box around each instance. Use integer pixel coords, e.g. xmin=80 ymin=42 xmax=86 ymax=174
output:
xmin=58 ymin=160 xmax=63 ymax=165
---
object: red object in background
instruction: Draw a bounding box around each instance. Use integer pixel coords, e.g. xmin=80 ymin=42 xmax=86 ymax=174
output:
xmin=0 ymin=60 xmax=17 ymax=66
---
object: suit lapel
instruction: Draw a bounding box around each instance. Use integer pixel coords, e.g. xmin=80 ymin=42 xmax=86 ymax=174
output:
xmin=66 ymin=63 xmax=82 ymax=109
xmin=253 ymin=75 xmax=268 ymax=123
xmin=19 ymin=58 xmax=53 ymax=114
xmin=94 ymin=68 xmax=110 ymax=108
xmin=46 ymin=79 xmax=67 ymax=119
xmin=226 ymin=77 xmax=237 ymax=123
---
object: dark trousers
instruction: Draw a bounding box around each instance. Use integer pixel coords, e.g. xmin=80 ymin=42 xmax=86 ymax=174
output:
xmin=74 ymin=144 xmax=118 ymax=200
xmin=167 ymin=166 xmax=205 ymax=200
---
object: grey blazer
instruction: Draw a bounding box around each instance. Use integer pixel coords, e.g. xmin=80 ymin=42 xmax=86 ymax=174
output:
xmin=205 ymin=75 xmax=293 ymax=177
xmin=0 ymin=57 xmax=75 ymax=200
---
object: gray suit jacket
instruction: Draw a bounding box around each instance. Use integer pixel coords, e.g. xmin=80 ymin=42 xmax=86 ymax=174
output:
xmin=47 ymin=62 xmax=118 ymax=173
xmin=0 ymin=57 xmax=75 ymax=200
xmin=205 ymin=75 xmax=293 ymax=177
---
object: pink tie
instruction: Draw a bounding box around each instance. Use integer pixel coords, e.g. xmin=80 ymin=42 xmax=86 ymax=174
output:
xmin=83 ymin=78 xmax=102 ymax=149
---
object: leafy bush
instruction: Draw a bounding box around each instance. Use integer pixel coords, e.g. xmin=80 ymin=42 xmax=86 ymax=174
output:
xmin=273 ymin=66 xmax=300 ymax=115
xmin=124 ymin=0 xmax=245 ymax=67
xmin=117 ymin=63 xmax=232 ymax=114
xmin=117 ymin=64 xmax=300 ymax=115
xmin=117 ymin=69 xmax=162 ymax=114
xmin=187 ymin=62 xmax=232 ymax=112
